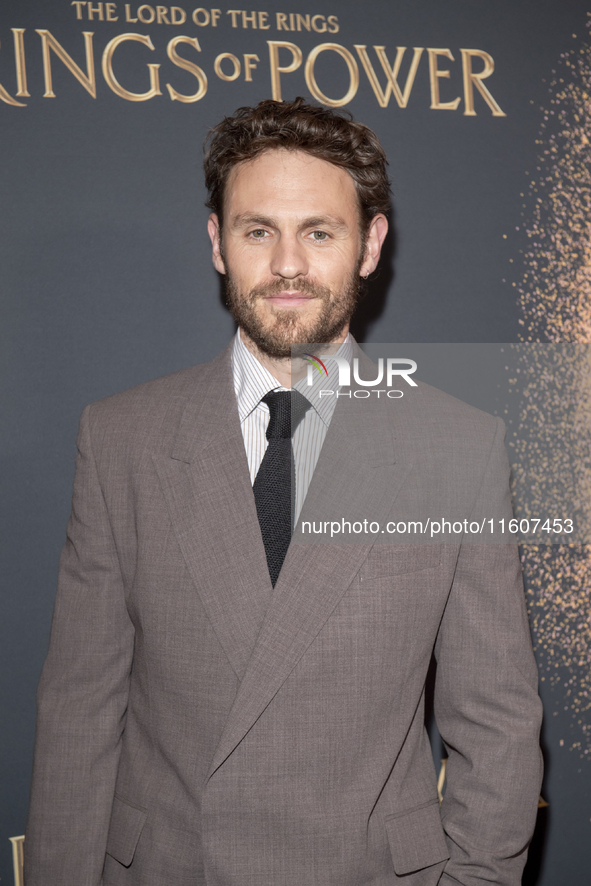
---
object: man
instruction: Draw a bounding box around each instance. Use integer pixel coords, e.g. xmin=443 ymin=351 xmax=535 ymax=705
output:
xmin=25 ymin=98 xmax=542 ymax=886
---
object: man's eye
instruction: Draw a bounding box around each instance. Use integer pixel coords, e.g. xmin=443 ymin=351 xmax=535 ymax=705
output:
xmin=250 ymin=229 xmax=267 ymax=239
xmin=312 ymin=230 xmax=328 ymax=241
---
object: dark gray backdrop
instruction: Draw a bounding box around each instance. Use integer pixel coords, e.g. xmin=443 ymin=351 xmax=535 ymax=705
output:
xmin=2 ymin=1 xmax=590 ymax=882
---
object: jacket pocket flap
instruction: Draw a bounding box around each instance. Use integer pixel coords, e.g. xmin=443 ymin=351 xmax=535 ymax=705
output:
xmin=105 ymin=796 xmax=147 ymax=867
xmin=385 ymin=800 xmax=449 ymax=875
xmin=363 ymin=544 xmax=442 ymax=578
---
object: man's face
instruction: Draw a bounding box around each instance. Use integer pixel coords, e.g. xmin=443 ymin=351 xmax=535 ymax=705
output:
xmin=208 ymin=149 xmax=387 ymax=358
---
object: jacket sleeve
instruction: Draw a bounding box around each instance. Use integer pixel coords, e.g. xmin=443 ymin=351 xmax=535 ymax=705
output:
xmin=24 ymin=405 xmax=135 ymax=886
xmin=434 ymin=418 xmax=544 ymax=886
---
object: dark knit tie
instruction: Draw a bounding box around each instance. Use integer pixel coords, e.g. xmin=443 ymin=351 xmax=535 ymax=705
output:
xmin=253 ymin=390 xmax=311 ymax=587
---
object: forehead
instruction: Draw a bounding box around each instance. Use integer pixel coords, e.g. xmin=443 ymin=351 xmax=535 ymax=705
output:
xmin=224 ymin=149 xmax=359 ymax=222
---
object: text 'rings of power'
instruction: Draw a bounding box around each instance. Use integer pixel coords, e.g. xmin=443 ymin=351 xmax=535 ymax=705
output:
xmin=2 ymin=17 xmax=505 ymax=114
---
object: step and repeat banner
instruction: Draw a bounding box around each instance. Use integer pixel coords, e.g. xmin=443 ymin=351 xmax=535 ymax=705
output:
xmin=2 ymin=0 xmax=590 ymax=883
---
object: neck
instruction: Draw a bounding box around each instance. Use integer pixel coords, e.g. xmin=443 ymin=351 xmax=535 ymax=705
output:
xmin=239 ymin=326 xmax=349 ymax=388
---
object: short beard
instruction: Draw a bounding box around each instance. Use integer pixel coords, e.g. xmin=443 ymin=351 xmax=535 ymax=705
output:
xmin=224 ymin=264 xmax=363 ymax=359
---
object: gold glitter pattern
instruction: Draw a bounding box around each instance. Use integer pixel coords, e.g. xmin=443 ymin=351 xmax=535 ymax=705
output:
xmin=516 ymin=23 xmax=591 ymax=759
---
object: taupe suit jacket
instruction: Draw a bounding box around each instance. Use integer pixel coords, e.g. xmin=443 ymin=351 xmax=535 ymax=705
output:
xmin=25 ymin=342 xmax=543 ymax=886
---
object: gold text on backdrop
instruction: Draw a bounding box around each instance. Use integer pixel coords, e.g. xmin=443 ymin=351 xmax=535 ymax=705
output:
xmin=0 ymin=23 xmax=504 ymax=114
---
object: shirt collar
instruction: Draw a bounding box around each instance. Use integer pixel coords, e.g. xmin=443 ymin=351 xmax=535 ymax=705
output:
xmin=231 ymin=328 xmax=352 ymax=427
xmin=232 ymin=329 xmax=283 ymax=423
xmin=292 ymin=339 xmax=352 ymax=426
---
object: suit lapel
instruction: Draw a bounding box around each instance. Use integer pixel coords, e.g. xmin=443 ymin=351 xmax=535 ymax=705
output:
xmin=153 ymin=346 xmax=273 ymax=681
xmin=207 ymin=387 xmax=417 ymax=779
xmin=155 ymin=341 xmax=423 ymax=776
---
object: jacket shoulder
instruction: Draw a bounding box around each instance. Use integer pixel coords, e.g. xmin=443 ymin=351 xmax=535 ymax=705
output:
xmin=402 ymin=381 xmax=506 ymax=468
xmin=415 ymin=381 xmax=500 ymax=434
xmin=92 ymin=360 xmax=214 ymax=412
xmin=82 ymin=346 xmax=232 ymax=453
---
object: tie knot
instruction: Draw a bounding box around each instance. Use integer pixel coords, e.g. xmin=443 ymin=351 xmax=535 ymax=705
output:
xmin=262 ymin=390 xmax=311 ymax=440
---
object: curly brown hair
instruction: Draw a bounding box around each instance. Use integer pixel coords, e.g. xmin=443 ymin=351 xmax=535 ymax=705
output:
xmin=203 ymin=97 xmax=391 ymax=231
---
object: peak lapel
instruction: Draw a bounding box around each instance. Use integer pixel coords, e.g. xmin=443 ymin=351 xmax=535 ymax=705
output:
xmin=207 ymin=390 xmax=416 ymax=779
xmin=153 ymin=346 xmax=272 ymax=681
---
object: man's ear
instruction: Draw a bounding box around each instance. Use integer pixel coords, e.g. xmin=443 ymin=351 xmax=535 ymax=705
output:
xmin=359 ymin=214 xmax=389 ymax=278
xmin=208 ymin=213 xmax=226 ymax=275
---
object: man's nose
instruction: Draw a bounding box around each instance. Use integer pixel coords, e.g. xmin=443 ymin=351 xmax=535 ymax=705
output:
xmin=269 ymin=234 xmax=309 ymax=279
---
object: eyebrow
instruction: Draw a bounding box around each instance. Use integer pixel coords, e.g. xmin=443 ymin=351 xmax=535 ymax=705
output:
xmin=229 ymin=213 xmax=351 ymax=234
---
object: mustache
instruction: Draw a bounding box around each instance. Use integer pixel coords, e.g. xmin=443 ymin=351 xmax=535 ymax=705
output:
xmin=248 ymin=278 xmax=332 ymax=301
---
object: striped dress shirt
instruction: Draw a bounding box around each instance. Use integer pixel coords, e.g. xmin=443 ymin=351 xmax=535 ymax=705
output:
xmin=231 ymin=329 xmax=351 ymax=522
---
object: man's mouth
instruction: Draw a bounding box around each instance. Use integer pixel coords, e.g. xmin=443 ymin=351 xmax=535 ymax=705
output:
xmin=264 ymin=291 xmax=316 ymax=307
